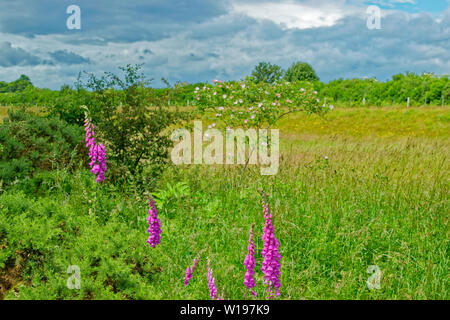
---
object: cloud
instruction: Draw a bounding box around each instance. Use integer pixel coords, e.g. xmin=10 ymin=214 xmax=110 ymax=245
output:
xmin=231 ymin=1 xmax=349 ymax=30
xmin=49 ymin=50 xmax=91 ymax=64
xmin=0 ymin=0 xmax=229 ymax=42
xmin=0 ymin=41 xmax=42 ymax=67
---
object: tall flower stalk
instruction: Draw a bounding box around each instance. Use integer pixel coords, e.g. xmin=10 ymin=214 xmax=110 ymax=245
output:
xmin=147 ymin=197 xmax=162 ymax=248
xmin=243 ymin=224 xmax=257 ymax=297
xmin=260 ymin=191 xmax=281 ymax=298
xmin=184 ymin=257 xmax=198 ymax=287
xmin=207 ymin=259 xmax=218 ymax=300
xmin=84 ymin=117 xmax=106 ymax=183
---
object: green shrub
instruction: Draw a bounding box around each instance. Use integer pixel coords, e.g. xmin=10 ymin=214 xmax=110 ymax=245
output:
xmin=78 ymin=64 xmax=190 ymax=187
xmin=0 ymin=109 xmax=84 ymax=185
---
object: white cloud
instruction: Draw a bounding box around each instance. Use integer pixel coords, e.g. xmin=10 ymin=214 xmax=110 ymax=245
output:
xmin=231 ymin=1 xmax=349 ymax=29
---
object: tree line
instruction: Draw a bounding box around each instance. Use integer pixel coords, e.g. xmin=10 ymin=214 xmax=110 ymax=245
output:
xmin=0 ymin=62 xmax=449 ymax=107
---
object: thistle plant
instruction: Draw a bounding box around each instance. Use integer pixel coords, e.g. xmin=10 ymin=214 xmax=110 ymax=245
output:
xmin=147 ymin=196 xmax=162 ymax=248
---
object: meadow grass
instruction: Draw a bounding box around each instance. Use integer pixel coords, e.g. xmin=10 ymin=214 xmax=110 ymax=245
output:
xmin=0 ymin=106 xmax=448 ymax=300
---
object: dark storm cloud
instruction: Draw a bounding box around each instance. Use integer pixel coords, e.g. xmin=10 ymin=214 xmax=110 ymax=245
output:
xmin=0 ymin=41 xmax=41 ymax=67
xmin=49 ymin=50 xmax=91 ymax=64
xmin=0 ymin=0 xmax=229 ymax=42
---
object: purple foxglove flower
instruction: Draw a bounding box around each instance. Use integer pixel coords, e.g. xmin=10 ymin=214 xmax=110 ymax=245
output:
xmin=84 ymin=118 xmax=107 ymax=183
xmin=243 ymin=225 xmax=256 ymax=297
xmin=207 ymin=260 xmax=218 ymax=300
xmin=147 ymin=197 xmax=162 ymax=248
xmin=184 ymin=258 xmax=198 ymax=287
xmin=260 ymin=194 xmax=281 ymax=298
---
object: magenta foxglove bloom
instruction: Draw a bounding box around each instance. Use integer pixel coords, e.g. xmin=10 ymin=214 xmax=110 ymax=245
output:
xmin=84 ymin=118 xmax=106 ymax=183
xmin=147 ymin=198 xmax=162 ymax=248
xmin=184 ymin=258 xmax=198 ymax=287
xmin=261 ymin=195 xmax=281 ymax=298
xmin=207 ymin=260 xmax=218 ymax=300
xmin=243 ymin=226 xmax=257 ymax=297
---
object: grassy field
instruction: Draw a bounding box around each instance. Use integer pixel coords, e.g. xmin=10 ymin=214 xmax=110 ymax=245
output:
xmin=0 ymin=106 xmax=448 ymax=300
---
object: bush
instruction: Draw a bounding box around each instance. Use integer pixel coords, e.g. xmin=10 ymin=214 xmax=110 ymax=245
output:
xmin=0 ymin=109 xmax=84 ymax=185
xmin=78 ymin=64 xmax=190 ymax=187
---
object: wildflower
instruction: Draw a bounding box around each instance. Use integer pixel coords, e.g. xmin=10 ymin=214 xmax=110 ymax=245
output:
xmin=218 ymin=106 xmax=224 ymax=111
xmin=214 ymin=92 xmax=217 ymax=96
xmin=329 ymin=105 xmax=334 ymax=110
xmin=244 ymin=225 xmax=257 ymax=297
xmin=84 ymin=117 xmax=106 ymax=183
xmin=147 ymin=197 xmax=162 ymax=248
xmin=93 ymin=144 xmax=106 ymax=183
xmin=260 ymin=193 xmax=281 ymax=298
xmin=207 ymin=259 xmax=218 ymax=300
xmin=184 ymin=258 xmax=198 ymax=287
xmin=195 ymin=87 xmax=199 ymax=91
xmin=241 ymin=84 xmax=245 ymax=89
xmin=222 ymin=94 xmax=227 ymax=99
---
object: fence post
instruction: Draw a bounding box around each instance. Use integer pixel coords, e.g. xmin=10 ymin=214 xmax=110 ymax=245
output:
xmin=363 ymin=97 xmax=366 ymax=106
xmin=407 ymin=97 xmax=410 ymax=108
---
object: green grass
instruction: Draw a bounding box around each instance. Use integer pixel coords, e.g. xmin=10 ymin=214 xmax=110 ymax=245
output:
xmin=0 ymin=106 xmax=448 ymax=300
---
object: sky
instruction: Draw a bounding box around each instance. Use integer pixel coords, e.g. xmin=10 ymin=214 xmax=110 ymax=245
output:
xmin=0 ymin=0 xmax=448 ymax=89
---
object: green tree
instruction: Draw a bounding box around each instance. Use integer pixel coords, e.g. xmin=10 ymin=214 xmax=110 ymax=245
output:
xmin=250 ymin=62 xmax=284 ymax=84
xmin=284 ymin=61 xmax=319 ymax=82
xmin=79 ymin=64 xmax=190 ymax=187
xmin=8 ymin=75 xmax=33 ymax=92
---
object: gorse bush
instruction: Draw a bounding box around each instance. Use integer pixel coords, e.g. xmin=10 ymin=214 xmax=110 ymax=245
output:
xmin=78 ymin=64 xmax=190 ymax=187
xmin=0 ymin=109 xmax=84 ymax=185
